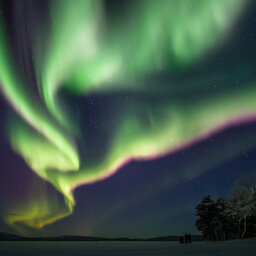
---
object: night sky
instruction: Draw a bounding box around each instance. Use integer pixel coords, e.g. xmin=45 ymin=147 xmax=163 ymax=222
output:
xmin=0 ymin=0 xmax=256 ymax=238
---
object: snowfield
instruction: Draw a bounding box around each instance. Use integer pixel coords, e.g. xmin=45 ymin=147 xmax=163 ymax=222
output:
xmin=0 ymin=239 xmax=256 ymax=256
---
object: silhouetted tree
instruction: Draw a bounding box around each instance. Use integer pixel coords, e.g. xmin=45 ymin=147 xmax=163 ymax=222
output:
xmin=195 ymin=195 xmax=218 ymax=241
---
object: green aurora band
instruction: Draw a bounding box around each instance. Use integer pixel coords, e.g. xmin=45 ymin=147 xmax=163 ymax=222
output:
xmin=0 ymin=0 xmax=255 ymax=233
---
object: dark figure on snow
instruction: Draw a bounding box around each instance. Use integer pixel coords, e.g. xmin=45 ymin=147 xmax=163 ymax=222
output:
xmin=185 ymin=234 xmax=188 ymax=243
xmin=188 ymin=234 xmax=192 ymax=243
xmin=179 ymin=236 xmax=184 ymax=244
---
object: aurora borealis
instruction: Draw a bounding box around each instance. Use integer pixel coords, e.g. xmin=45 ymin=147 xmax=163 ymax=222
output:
xmin=0 ymin=0 xmax=256 ymax=237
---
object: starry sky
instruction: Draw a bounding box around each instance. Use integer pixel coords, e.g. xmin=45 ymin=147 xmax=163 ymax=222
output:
xmin=0 ymin=0 xmax=256 ymax=238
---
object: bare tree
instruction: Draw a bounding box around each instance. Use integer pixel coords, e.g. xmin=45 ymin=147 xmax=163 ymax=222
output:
xmin=229 ymin=172 xmax=256 ymax=238
xmin=236 ymin=172 xmax=256 ymax=194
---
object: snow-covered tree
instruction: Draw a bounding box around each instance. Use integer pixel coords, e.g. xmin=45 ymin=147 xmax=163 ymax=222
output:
xmin=229 ymin=172 xmax=256 ymax=238
xmin=195 ymin=172 xmax=256 ymax=240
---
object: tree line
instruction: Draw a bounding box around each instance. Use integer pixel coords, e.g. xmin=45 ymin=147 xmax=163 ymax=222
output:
xmin=195 ymin=172 xmax=256 ymax=241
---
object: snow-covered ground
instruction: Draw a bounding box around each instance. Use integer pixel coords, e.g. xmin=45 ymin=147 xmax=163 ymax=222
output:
xmin=0 ymin=239 xmax=255 ymax=256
